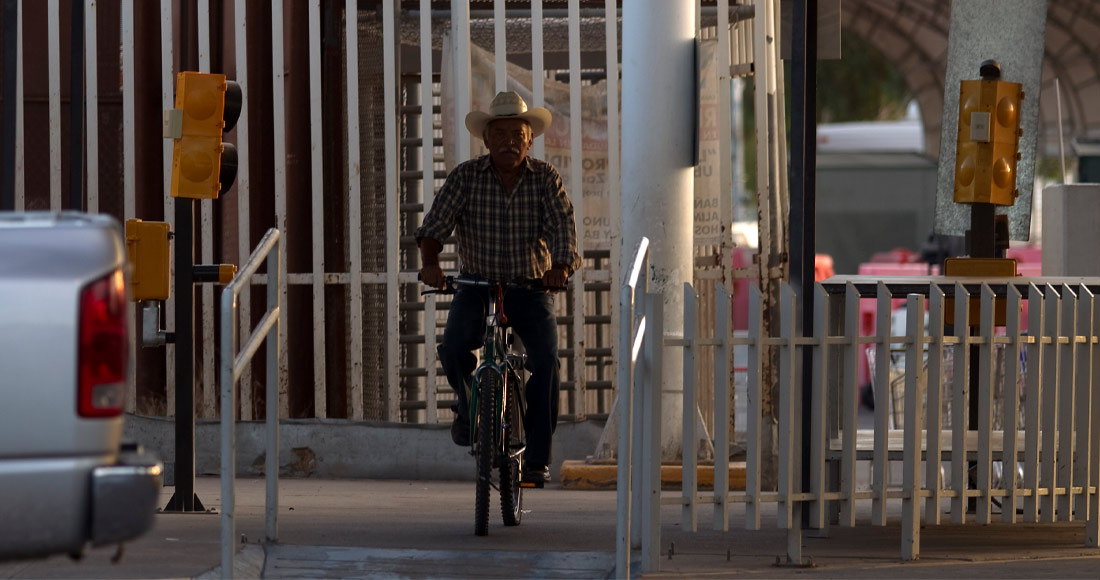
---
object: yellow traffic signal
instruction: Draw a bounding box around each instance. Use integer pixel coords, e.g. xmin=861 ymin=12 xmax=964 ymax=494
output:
xmin=953 ymin=62 xmax=1024 ymax=206
xmin=125 ymin=219 xmax=171 ymax=302
xmin=168 ymin=72 xmax=241 ymax=199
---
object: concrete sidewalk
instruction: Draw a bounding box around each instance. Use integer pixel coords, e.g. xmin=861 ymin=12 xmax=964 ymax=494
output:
xmin=2 ymin=477 xmax=1098 ymax=579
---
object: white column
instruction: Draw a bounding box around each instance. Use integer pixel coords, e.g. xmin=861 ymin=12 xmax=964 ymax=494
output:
xmin=621 ymin=0 xmax=695 ymax=460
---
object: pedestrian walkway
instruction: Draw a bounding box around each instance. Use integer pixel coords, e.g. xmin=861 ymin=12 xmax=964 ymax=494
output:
xmin=2 ymin=477 xmax=1098 ymax=579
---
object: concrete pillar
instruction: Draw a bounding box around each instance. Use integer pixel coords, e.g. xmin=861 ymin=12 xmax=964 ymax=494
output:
xmin=621 ymin=0 xmax=696 ymax=460
xmin=1041 ymin=184 xmax=1100 ymax=276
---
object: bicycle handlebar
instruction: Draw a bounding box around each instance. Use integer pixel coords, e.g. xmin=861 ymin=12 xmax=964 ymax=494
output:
xmin=420 ymin=274 xmax=562 ymax=296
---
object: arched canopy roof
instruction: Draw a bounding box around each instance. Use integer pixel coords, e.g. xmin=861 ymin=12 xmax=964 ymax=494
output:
xmin=845 ymin=0 xmax=1100 ymax=159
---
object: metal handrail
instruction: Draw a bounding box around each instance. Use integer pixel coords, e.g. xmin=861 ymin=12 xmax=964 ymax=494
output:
xmin=617 ymin=236 xmax=650 ymax=578
xmin=220 ymin=228 xmax=282 ymax=579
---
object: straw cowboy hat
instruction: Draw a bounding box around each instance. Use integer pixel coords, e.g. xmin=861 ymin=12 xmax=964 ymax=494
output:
xmin=465 ymin=91 xmax=552 ymax=138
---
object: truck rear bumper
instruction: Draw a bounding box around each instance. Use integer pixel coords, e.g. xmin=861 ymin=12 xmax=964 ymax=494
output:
xmin=91 ymin=447 xmax=163 ymax=545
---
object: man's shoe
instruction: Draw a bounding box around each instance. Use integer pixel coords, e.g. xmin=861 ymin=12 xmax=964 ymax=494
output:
xmin=451 ymin=419 xmax=471 ymax=446
xmin=522 ymin=463 xmax=550 ymax=485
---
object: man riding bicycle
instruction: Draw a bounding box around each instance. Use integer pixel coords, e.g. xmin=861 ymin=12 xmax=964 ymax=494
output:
xmin=416 ymin=91 xmax=580 ymax=486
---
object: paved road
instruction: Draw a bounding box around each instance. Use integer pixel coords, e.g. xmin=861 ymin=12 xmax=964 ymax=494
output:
xmin=2 ymin=477 xmax=1099 ymax=578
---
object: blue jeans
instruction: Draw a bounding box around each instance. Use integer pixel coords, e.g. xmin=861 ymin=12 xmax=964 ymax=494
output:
xmin=438 ymin=285 xmax=559 ymax=467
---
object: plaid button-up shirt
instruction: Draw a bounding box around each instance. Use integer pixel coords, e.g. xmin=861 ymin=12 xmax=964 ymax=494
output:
xmin=416 ymin=154 xmax=580 ymax=282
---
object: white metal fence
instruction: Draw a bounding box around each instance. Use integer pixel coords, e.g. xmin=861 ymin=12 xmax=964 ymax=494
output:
xmin=620 ymin=269 xmax=1100 ymax=572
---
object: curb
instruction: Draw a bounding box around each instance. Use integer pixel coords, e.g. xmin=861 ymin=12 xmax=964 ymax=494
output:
xmin=560 ymin=460 xmax=747 ymax=490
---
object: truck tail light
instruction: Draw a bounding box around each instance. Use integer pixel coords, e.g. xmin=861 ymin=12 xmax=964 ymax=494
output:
xmin=78 ymin=269 xmax=129 ymax=418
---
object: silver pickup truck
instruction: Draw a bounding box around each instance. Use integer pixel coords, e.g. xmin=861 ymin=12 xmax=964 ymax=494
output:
xmin=0 ymin=212 xmax=161 ymax=562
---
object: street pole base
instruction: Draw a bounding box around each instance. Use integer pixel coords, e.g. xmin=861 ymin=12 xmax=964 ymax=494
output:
xmin=161 ymin=492 xmax=211 ymax=513
xmin=774 ymin=555 xmax=816 ymax=568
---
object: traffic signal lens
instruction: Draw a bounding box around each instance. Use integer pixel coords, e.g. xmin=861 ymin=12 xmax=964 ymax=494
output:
xmin=185 ymin=88 xmax=219 ymax=122
xmin=996 ymin=96 xmax=1017 ymax=128
xmin=993 ymin=157 xmax=1014 ymax=189
xmin=955 ymin=142 xmax=976 ymax=187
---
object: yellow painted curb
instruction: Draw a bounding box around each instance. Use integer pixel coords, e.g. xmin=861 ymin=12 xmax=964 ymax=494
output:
xmin=560 ymin=460 xmax=747 ymax=491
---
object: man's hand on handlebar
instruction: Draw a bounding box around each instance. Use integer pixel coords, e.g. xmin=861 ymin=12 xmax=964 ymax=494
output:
xmin=542 ymin=265 xmax=569 ymax=291
xmin=420 ymin=264 xmax=446 ymax=290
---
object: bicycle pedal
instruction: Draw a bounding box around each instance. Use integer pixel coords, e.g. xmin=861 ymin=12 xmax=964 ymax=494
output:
xmin=520 ymin=480 xmax=544 ymax=489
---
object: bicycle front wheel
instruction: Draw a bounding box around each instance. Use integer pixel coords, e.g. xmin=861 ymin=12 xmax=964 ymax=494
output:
xmin=474 ymin=373 xmax=497 ymax=536
xmin=500 ymin=373 xmax=524 ymax=526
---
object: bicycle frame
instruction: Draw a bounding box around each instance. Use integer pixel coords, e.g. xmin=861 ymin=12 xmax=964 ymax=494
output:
xmin=469 ymin=282 xmax=526 ymax=461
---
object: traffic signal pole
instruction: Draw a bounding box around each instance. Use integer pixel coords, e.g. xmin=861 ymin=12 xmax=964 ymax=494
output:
xmin=164 ymin=197 xmax=203 ymax=512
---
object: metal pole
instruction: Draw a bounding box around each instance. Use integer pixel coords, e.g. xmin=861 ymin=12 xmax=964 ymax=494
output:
xmin=1 ymin=0 xmax=16 ymax=211
xmin=265 ymin=239 xmax=280 ymax=542
xmin=788 ymin=0 xmax=817 ymax=538
xmin=621 ymin=0 xmax=695 ymax=461
xmin=69 ymin=0 xmax=83 ymax=211
xmin=166 ymin=197 xmax=202 ymax=512
xmin=220 ymin=289 xmax=237 ymax=579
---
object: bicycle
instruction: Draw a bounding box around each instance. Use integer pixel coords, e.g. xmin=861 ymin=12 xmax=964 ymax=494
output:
xmin=423 ymin=275 xmax=536 ymax=536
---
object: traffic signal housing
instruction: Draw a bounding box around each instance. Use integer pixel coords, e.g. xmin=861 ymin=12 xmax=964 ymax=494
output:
xmin=167 ymin=72 xmax=242 ymax=199
xmin=125 ymin=219 xmax=171 ymax=301
xmin=953 ymin=62 xmax=1024 ymax=206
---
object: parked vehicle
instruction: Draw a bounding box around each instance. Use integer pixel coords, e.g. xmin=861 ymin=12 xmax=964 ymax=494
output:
xmin=0 ymin=212 xmax=161 ymax=562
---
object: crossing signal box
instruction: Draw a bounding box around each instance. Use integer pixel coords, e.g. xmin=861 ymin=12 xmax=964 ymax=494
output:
xmin=167 ymin=72 xmax=242 ymax=199
xmin=953 ymin=65 xmax=1024 ymax=206
xmin=125 ymin=219 xmax=171 ymax=302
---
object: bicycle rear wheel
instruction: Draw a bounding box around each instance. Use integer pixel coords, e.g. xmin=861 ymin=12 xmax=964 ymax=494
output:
xmin=474 ymin=373 xmax=496 ymax=536
xmin=499 ymin=373 xmax=524 ymax=526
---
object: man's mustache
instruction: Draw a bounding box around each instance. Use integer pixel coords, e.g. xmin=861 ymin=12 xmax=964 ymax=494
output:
xmin=497 ymin=146 xmax=521 ymax=155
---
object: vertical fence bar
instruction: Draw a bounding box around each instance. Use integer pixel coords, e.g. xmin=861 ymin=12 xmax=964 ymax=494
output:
xmin=161 ymin=0 xmax=176 ymax=414
xmin=1041 ymin=285 xmax=1062 ymax=522
xmin=839 ymin=283 xmax=859 ymax=526
xmin=777 ymin=283 xmax=796 ymax=529
xmin=309 ymin=0 xmax=327 ymax=419
xmin=981 ymin=286 xmax=998 ymax=526
xmin=265 ymin=241 xmax=281 ymax=542
xmin=83 ymin=0 xmax=98 ymax=213
xmin=1002 ymin=285 xmax=1023 ymax=523
xmin=976 ymin=284 xmax=996 ymax=524
xmin=1057 ymin=285 xmax=1077 ymax=520
xmin=48 ymin=0 xmax=60 ymax=209
xmin=631 ymin=282 xmax=646 ymax=548
xmin=493 ymin=0 xmax=505 ymax=92
xmin=1089 ymin=286 xmax=1100 ymax=545
xmin=219 ymin=289 xmax=238 ymax=579
xmin=641 ymin=292 xmax=663 ymax=573
xmin=682 ymin=283 xmax=698 ymax=531
xmin=1023 ymin=284 xmax=1045 ymax=522
xmin=531 ymin=0 xmax=545 ymax=160
xmin=713 ymin=283 xmax=730 ymax=531
xmin=926 ymin=284 xmax=946 ymax=524
xmin=745 ymin=284 xmax=763 ymax=530
xmin=451 ymin=0 xmax=470 ymax=162
xmin=809 ymin=284 xmax=829 ymax=529
xmin=901 ymin=293 xmax=926 ymax=561
xmin=345 ymin=0 xmax=364 ymax=419
xmin=122 ymin=0 xmax=137 ymax=410
xmin=1074 ymin=286 xmax=1093 ymax=521
xmin=271 ymin=0 xmax=290 ymax=419
xmin=872 ymin=282 xmax=891 ymax=525
xmin=383 ymin=0 xmax=400 ymax=422
xmin=604 ymin=0 xmax=619 ymax=407
xmin=419 ymin=0 xmax=436 ymax=421
xmin=198 ymin=0 xmax=216 ymax=420
xmin=234 ymin=0 xmax=252 ymax=419
xmin=950 ymin=283 xmax=970 ymax=523
xmin=14 ymin=0 xmax=23 ymax=209
xmin=568 ymin=0 xmax=585 ymax=419
xmin=615 ymin=285 xmax=634 ymax=579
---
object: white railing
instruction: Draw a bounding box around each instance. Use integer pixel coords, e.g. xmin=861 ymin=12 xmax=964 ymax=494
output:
xmin=622 ymin=273 xmax=1100 ymax=572
xmin=615 ymin=236 xmax=649 ymax=577
xmin=219 ymin=228 xmax=283 ymax=579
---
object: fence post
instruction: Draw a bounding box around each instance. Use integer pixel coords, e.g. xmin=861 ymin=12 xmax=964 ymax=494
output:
xmin=902 ymin=293 xmax=926 ymax=560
